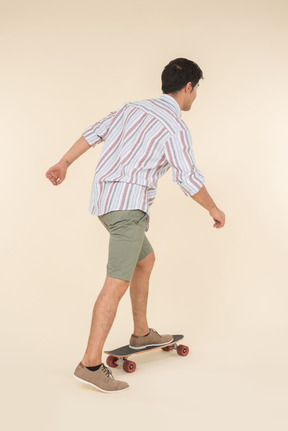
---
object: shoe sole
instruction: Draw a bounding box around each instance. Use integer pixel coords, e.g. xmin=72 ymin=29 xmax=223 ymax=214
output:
xmin=73 ymin=375 xmax=130 ymax=393
xmin=129 ymin=337 xmax=174 ymax=350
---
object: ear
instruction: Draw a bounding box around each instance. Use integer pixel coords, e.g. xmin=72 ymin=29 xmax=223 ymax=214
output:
xmin=185 ymin=82 xmax=193 ymax=93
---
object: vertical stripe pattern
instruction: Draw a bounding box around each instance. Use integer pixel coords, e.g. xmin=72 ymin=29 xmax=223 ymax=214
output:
xmin=82 ymin=94 xmax=205 ymax=231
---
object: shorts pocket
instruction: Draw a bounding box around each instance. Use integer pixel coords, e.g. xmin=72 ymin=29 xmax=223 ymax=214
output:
xmin=133 ymin=211 xmax=147 ymax=226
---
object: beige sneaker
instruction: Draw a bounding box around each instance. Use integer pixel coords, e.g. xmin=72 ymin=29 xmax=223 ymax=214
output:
xmin=129 ymin=328 xmax=173 ymax=349
xmin=74 ymin=362 xmax=129 ymax=393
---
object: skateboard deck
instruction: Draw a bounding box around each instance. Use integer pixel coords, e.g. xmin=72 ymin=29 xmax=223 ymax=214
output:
xmin=104 ymin=334 xmax=189 ymax=373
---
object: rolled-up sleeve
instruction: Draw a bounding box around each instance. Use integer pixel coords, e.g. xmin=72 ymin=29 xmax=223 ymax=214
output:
xmin=82 ymin=110 xmax=117 ymax=148
xmin=164 ymin=129 xmax=205 ymax=196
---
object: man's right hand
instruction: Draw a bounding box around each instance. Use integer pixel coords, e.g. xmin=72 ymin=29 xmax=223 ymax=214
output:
xmin=209 ymin=207 xmax=225 ymax=229
xmin=45 ymin=161 xmax=68 ymax=186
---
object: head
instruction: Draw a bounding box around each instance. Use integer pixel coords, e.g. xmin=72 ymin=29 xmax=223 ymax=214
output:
xmin=161 ymin=58 xmax=204 ymax=111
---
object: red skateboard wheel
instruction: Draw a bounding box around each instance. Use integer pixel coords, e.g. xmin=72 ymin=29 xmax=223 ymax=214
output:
xmin=123 ymin=360 xmax=136 ymax=373
xmin=177 ymin=345 xmax=189 ymax=356
xmin=106 ymin=355 xmax=118 ymax=368
xmin=162 ymin=345 xmax=173 ymax=351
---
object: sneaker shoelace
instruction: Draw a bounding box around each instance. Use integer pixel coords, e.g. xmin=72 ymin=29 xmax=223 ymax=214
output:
xmin=101 ymin=364 xmax=114 ymax=379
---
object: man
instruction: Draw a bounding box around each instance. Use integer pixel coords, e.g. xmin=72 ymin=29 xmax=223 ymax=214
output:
xmin=45 ymin=58 xmax=225 ymax=393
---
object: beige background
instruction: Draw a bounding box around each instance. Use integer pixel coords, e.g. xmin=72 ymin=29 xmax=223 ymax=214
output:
xmin=1 ymin=0 xmax=287 ymax=429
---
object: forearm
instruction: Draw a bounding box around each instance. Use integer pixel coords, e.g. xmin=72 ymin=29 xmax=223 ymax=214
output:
xmin=191 ymin=185 xmax=217 ymax=212
xmin=59 ymin=136 xmax=91 ymax=167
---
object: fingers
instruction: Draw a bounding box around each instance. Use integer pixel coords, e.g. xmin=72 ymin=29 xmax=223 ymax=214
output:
xmin=56 ymin=176 xmax=65 ymax=185
xmin=213 ymin=218 xmax=225 ymax=228
xmin=46 ymin=172 xmax=57 ymax=185
xmin=45 ymin=167 xmax=66 ymax=186
xmin=46 ymin=170 xmax=61 ymax=186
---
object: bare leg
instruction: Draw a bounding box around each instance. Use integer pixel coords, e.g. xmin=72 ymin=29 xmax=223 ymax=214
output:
xmin=81 ymin=276 xmax=129 ymax=366
xmin=129 ymin=251 xmax=155 ymax=336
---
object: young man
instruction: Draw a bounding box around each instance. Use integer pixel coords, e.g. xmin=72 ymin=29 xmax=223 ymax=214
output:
xmin=45 ymin=58 xmax=225 ymax=393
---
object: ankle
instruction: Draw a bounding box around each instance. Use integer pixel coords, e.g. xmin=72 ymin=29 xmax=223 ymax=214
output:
xmin=133 ymin=328 xmax=150 ymax=337
xmin=81 ymin=357 xmax=102 ymax=367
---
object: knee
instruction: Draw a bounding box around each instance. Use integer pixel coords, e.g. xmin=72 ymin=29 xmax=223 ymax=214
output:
xmin=104 ymin=276 xmax=129 ymax=299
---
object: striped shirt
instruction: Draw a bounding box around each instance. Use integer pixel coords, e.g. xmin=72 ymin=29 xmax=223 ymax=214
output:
xmin=82 ymin=94 xmax=205 ymax=231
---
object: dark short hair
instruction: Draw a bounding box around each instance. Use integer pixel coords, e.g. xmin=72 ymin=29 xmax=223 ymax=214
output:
xmin=161 ymin=58 xmax=204 ymax=94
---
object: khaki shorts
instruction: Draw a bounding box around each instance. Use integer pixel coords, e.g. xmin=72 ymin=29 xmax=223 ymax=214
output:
xmin=98 ymin=210 xmax=153 ymax=281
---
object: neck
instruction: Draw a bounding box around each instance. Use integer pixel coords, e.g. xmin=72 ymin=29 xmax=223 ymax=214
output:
xmin=167 ymin=92 xmax=184 ymax=111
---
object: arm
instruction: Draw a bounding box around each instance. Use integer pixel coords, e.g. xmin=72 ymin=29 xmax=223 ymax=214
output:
xmin=191 ymin=185 xmax=225 ymax=229
xmin=164 ymin=130 xmax=225 ymax=229
xmin=164 ymin=130 xmax=205 ymax=196
xmin=45 ymin=136 xmax=90 ymax=186
xmin=46 ymin=109 xmax=118 ymax=186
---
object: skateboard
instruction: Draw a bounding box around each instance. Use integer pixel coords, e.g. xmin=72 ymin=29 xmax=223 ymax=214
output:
xmin=104 ymin=334 xmax=189 ymax=373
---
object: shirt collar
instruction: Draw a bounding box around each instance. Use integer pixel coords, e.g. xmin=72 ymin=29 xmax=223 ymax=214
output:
xmin=158 ymin=94 xmax=181 ymax=118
